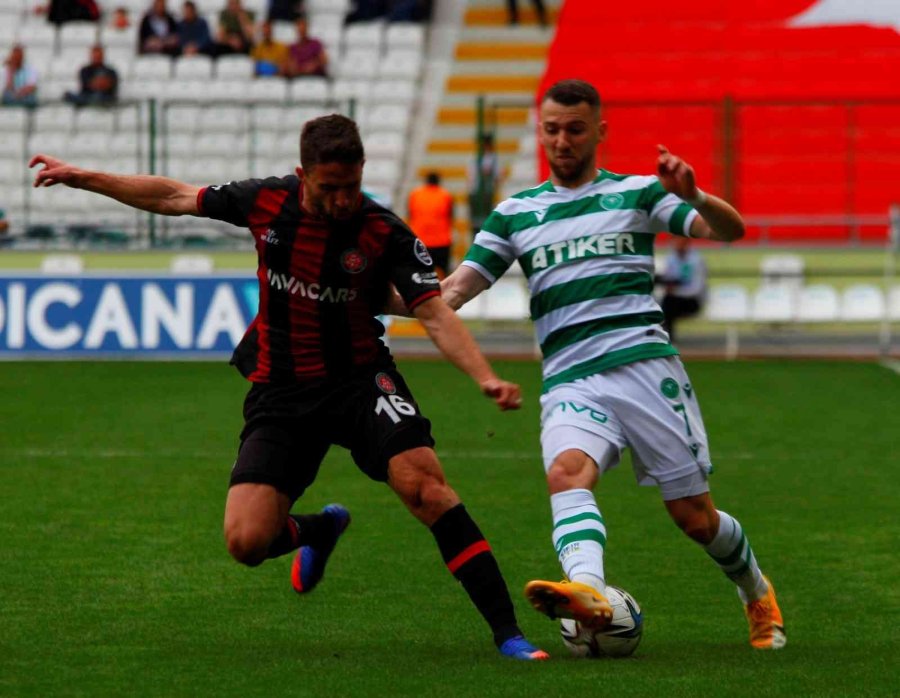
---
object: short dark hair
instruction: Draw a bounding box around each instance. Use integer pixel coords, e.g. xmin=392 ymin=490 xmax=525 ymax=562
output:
xmin=425 ymin=171 xmax=440 ymax=185
xmin=300 ymin=114 xmax=365 ymax=170
xmin=542 ymin=79 xmax=601 ymax=110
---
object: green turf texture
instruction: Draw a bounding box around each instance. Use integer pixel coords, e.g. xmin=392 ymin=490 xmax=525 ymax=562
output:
xmin=1 ymin=359 xmax=897 ymax=697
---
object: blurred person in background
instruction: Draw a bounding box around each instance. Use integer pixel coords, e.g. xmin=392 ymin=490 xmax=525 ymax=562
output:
xmin=139 ymin=0 xmax=180 ymax=55
xmin=0 ymin=205 xmax=9 ymax=243
xmin=177 ymin=1 xmax=214 ymax=56
xmin=285 ymin=12 xmax=326 ymax=78
xmin=215 ymin=0 xmax=256 ymax=55
xmin=108 ymin=5 xmax=131 ymax=29
xmin=65 ymin=44 xmax=118 ymax=106
xmin=29 ymin=113 xmax=549 ymax=662
xmin=345 ymin=0 xmax=386 ymax=24
xmin=440 ymin=79 xmax=786 ymax=651
xmin=407 ymin=171 xmax=455 ymax=278
xmin=2 ymin=44 xmax=38 ymax=107
xmin=659 ymin=237 xmax=707 ymax=343
xmin=251 ymin=20 xmax=289 ymax=76
xmin=466 ymin=132 xmax=500 ymax=241
xmin=506 ymin=0 xmax=546 ymax=27
xmin=266 ymin=0 xmax=303 ymax=22
xmin=47 ymin=0 xmax=100 ymax=24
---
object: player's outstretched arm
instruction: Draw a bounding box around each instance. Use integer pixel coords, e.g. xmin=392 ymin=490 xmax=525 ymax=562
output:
xmin=655 ymin=144 xmax=745 ymax=242
xmin=441 ymin=265 xmax=491 ymax=311
xmin=29 ymin=154 xmax=201 ymax=216
xmin=413 ymin=296 xmax=522 ymax=411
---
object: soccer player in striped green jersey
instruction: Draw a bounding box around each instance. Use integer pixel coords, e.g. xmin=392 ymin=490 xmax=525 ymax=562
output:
xmin=442 ymin=79 xmax=785 ymax=650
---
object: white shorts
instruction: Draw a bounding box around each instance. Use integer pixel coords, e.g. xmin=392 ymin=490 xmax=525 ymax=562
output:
xmin=539 ymin=356 xmax=713 ymax=494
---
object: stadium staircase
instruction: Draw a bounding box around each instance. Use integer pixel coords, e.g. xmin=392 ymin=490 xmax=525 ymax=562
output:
xmin=415 ymin=0 xmax=561 ymax=264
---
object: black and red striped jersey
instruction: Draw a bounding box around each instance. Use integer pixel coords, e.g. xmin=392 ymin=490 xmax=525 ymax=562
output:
xmin=198 ymin=175 xmax=440 ymax=383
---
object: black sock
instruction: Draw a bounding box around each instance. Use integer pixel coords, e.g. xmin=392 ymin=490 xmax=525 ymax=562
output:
xmin=430 ymin=504 xmax=521 ymax=647
xmin=265 ymin=513 xmax=333 ymax=559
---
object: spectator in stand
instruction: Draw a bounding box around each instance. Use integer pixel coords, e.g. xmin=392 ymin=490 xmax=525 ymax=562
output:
xmin=267 ymin=0 xmax=303 ymax=22
xmin=108 ymin=6 xmax=131 ymax=30
xmin=387 ymin=0 xmax=429 ymax=21
xmin=0 ymin=205 xmax=9 ymax=243
xmin=285 ymin=12 xmax=326 ymax=78
xmin=466 ymin=133 xmax=500 ymax=240
xmin=506 ymin=0 xmax=547 ymax=27
xmin=2 ymin=44 xmax=38 ymax=107
xmin=139 ymin=0 xmax=180 ymax=55
xmin=65 ymin=44 xmax=118 ymax=106
xmin=659 ymin=237 xmax=707 ymax=343
xmin=47 ymin=0 xmax=100 ymax=25
xmin=407 ymin=171 xmax=455 ymax=278
xmin=177 ymin=1 xmax=214 ymax=56
xmin=251 ymin=20 xmax=289 ymax=76
xmin=345 ymin=0 xmax=386 ymax=24
xmin=215 ymin=0 xmax=256 ymax=55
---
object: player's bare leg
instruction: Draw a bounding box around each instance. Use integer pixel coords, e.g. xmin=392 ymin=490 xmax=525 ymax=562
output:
xmin=666 ymin=491 xmax=785 ymax=649
xmin=388 ymin=447 xmax=548 ymax=660
xmin=525 ymin=448 xmax=612 ymax=630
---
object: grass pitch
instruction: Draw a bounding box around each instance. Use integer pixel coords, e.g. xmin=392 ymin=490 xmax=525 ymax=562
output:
xmin=1 ymin=359 xmax=898 ymax=697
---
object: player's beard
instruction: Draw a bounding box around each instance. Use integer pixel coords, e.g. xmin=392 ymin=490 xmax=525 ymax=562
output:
xmin=549 ymin=150 xmax=594 ymax=188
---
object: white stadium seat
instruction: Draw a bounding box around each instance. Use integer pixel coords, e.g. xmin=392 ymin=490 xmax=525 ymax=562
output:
xmin=385 ymin=23 xmax=425 ymax=52
xmin=74 ymin=108 xmax=117 ymax=133
xmin=67 ymin=132 xmax=111 ymax=157
xmin=840 ymin=284 xmax=885 ymax=322
xmin=330 ymin=79 xmax=371 ymax=104
xmin=369 ymin=79 xmax=416 ymax=104
xmin=33 ymin=105 xmax=76 ymax=133
xmin=164 ymin=103 xmax=202 ymax=133
xmin=337 ymin=49 xmax=380 ymax=80
xmin=41 ymin=254 xmax=84 ymax=274
xmin=751 ymin=285 xmax=795 ymax=323
xmin=241 ymin=78 xmax=289 ymax=102
xmin=343 ymin=22 xmax=384 ymax=53
xmin=289 ymin=77 xmax=330 ymax=103
xmin=378 ymin=50 xmax=421 ymax=79
xmin=889 ymin=286 xmax=900 ymax=322
xmin=0 ymin=131 xmax=26 ymax=157
xmin=795 ymin=284 xmax=839 ymax=322
xmin=201 ymin=105 xmax=250 ymax=133
xmin=0 ymin=107 xmax=29 ymax=132
xmin=760 ymin=253 xmax=805 ymax=291
xmin=367 ymin=104 xmax=411 ymax=134
xmin=194 ymin=133 xmax=247 ymax=157
xmin=706 ymin=284 xmax=750 ymax=322
xmin=364 ymin=131 xmax=404 ymax=158
xmin=133 ymin=55 xmax=172 ymax=80
xmin=216 ymin=54 xmax=255 ymax=80
xmin=58 ymin=21 xmax=98 ymax=49
xmin=173 ymin=54 xmax=214 ymax=80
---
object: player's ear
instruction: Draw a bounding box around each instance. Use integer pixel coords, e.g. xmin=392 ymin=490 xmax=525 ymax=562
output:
xmin=295 ymin=166 xmax=304 ymax=180
xmin=598 ymin=120 xmax=608 ymax=144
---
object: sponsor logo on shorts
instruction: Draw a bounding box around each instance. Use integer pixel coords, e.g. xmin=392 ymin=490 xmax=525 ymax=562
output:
xmin=375 ymin=372 xmax=397 ymax=394
xmin=413 ymin=239 xmax=433 ymax=266
xmin=550 ymin=400 xmax=607 ymax=424
xmin=341 ymin=248 xmax=367 ymax=273
xmin=599 ymin=193 xmax=625 ymax=210
xmin=660 ymin=377 xmax=680 ymax=399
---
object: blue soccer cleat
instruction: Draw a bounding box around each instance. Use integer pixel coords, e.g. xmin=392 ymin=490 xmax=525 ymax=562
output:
xmin=498 ymin=635 xmax=550 ymax=661
xmin=291 ymin=504 xmax=351 ymax=594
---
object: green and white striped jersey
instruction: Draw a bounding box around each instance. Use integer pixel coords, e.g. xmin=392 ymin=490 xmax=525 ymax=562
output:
xmin=461 ymin=169 xmax=699 ymax=392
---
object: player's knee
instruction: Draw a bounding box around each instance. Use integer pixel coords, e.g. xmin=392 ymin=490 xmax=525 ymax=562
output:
xmin=676 ymin=512 xmax=717 ymax=545
xmin=547 ymin=459 xmax=596 ymax=494
xmin=404 ymin=473 xmax=459 ymax=525
xmin=225 ymin=525 xmax=270 ymax=567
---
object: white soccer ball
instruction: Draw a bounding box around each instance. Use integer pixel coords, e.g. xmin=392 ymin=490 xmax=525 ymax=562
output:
xmin=560 ymin=585 xmax=643 ymax=658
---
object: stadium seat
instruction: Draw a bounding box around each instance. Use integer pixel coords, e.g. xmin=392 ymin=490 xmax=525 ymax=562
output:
xmin=201 ymin=105 xmax=250 ymax=134
xmin=840 ymin=284 xmax=886 ymax=322
xmin=58 ymin=21 xmax=98 ymax=50
xmin=184 ymin=157 xmax=234 ymax=184
xmin=248 ymin=105 xmax=287 ymax=132
xmin=29 ymin=132 xmax=73 ymax=157
xmin=378 ymin=50 xmax=422 ymax=80
xmin=170 ymin=254 xmax=215 ymax=273
xmin=100 ymin=25 xmax=139 ymax=51
xmin=74 ymin=108 xmax=117 ymax=133
xmin=0 ymin=131 xmax=26 ymax=157
xmin=133 ymin=55 xmax=173 ymax=80
xmin=338 ymin=50 xmax=380 ymax=80
xmin=706 ymin=285 xmax=750 ymax=322
xmin=369 ymin=79 xmax=416 ymax=104
xmin=0 ymin=157 xmax=26 ymax=184
xmin=20 ymin=21 xmax=56 ymax=49
xmin=331 ymin=79 xmax=371 ymax=104
xmin=751 ymin=286 xmax=796 ymax=323
xmin=164 ymin=103 xmax=202 ymax=133
xmin=216 ymin=54 xmax=255 ymax=80
xmin=242 ymin=79 xmax=289 ymax=103
xmin=67 ymin=132 xmax=110 ymax=157
xmin=0 ymin=107 xmax=29 ymax=133
xmin=288 ymin=77 xmax=329 ymax=103
xmin=173 ymin=54 xmax=214 ymax=80
xmin=40 ymin=254 xmax=84 ymax=274
xmin=760 ymin=254 xmax=805 ymax=291
xmin=194 ymin=133 xmax=247 ymax=158
xmin=33 ymin=105 xmax=76 ymax=133
xmin=796 ymin=284 xmax=839 ymax=322
xmin=250 ymin=131 xmax=280 ymax=157
xmin=271 ymin=20 xmax=296 ymax=44
xmin=367 ymin=104 xmax=411 ymax=134
xmin=385 ymin=23 xmax=425 ymax=52
xmin=163 ymin=79 xmax=209 ymax=102
xmin=365 ymin=131 xmax=404 ymax=158
xmin=306 ymin=0 xmax=350 ymax=12
xmin=343 ymin=22 xmax=384 ymax=54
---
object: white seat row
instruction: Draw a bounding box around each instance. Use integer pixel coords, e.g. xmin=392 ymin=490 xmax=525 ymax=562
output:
xmin=706 ymin=284 xmax=900 ymax=323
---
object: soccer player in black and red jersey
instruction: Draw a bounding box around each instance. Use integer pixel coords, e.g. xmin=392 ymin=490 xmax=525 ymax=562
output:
xmin=29 ymin=115 xmax=548 ymax=661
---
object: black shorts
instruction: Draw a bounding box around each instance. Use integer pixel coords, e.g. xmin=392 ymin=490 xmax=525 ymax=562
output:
xmin=230 ymin=367 xmax=435 ymax=500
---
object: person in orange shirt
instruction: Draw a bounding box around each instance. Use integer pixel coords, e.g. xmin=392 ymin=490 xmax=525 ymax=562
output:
xmin=407 ymin=171 xmax=455 ymax=277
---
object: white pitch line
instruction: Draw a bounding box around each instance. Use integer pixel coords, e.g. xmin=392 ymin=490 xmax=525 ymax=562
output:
xmin=880 ymin=359 xmax=900 ymax=377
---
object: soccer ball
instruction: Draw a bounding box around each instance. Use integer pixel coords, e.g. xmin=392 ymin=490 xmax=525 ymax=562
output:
xmin=560 ymin=585 xmax=643 ymax=658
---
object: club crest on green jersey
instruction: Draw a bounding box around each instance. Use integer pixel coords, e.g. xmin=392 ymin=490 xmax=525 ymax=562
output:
xmin=599 ymin=193 xmax=625 ymax=210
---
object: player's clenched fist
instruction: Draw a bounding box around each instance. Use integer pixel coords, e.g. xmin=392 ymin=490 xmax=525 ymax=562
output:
xmin=480 ymin=378 xmax=523 ymax=411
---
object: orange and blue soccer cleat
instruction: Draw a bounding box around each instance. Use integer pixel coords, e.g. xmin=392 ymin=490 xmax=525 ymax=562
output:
xmin=744 ymin=576 xmax=786 ymax=649
xmin=498 ymin=635 xmax=550 ymax=661
xmin=291 ymin=504 xmax=351 ymax=594
xmin=524 ymin=579 xmax=613 ymax=630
